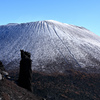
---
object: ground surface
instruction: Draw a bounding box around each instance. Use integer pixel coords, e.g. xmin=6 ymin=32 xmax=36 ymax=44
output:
xmin=8 ymin=69 xmax=100 ymax=100
xmin=0 ymin=78 xmax=40 ymax=100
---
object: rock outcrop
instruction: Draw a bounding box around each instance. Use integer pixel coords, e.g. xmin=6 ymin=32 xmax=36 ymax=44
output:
xmin=18 ymin=50 xmax=32 ymax=92
xmin=0 ymin=73 xmax=2 ymax=80
xmin=0 ymin=61 xmax=9 ymax=80
xmin=0 ymin=61 xmax=5 ymax=71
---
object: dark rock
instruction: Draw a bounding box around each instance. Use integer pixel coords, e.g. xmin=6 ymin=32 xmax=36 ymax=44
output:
xmin=0 ymin=61 xmax=5 ymax=71
xmin=18 ymin=50 xmax=32 ymax=92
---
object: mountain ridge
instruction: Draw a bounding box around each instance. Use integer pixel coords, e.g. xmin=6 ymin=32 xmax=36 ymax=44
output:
xmin=0 ymin=20 xmax=100 ymax=73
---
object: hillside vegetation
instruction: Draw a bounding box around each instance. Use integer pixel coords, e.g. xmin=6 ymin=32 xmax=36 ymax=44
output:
xmin=9 ymin=69 xmax=100 ymax=100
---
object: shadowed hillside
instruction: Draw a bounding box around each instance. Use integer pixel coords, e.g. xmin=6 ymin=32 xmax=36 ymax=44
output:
xmin=9 ymin=69 xmax=100 ymax=100
xmin=0 ymin=76 xmax=40 ymax=100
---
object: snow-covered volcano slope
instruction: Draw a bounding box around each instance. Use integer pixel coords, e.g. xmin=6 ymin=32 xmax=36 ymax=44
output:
xmin=0 ymin=20 xmax=100 ymax=73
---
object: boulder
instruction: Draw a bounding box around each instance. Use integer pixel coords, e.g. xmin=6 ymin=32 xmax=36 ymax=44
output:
xmin=0 ymin=73 xmax=2 ymax=80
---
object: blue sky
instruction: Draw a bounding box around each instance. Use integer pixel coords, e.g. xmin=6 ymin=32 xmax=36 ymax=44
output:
xmin=0 ymin=0 xmax=100 ymax=36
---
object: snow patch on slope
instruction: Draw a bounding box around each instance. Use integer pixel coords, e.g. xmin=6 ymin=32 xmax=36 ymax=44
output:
xmin=0 ymin=20 xmax=100 ymax=72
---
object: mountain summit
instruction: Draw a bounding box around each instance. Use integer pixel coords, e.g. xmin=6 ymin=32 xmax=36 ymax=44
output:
xmin=0 ymin=20 xmax=100 ymax=73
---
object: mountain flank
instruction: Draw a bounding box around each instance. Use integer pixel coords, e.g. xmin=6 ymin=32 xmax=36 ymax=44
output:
xmin=0 ymin=20 xmax=100 ymax=73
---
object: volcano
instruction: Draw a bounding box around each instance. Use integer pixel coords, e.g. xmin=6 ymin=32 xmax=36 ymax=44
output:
xmin=0 ymin=20 xmax=100 ymax=73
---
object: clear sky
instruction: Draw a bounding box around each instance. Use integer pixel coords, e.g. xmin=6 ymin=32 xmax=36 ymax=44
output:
xmin=0 ymin=0 xmax=100 ymax=36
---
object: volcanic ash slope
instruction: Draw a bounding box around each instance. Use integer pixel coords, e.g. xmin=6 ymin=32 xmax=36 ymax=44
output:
xmin=0 ymin=20 xmax=100 ymax=73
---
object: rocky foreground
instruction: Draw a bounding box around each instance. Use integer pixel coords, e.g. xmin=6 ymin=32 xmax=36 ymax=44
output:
xmin=0 ymin=78 xmax=40 ymax=100
xmin=0 ymin=61 xmax=40 ymax=100
xmin=0 ymin=59 xmax=100 ymax=100
xmin=8 ymin=69 xmax=100 ymax=100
